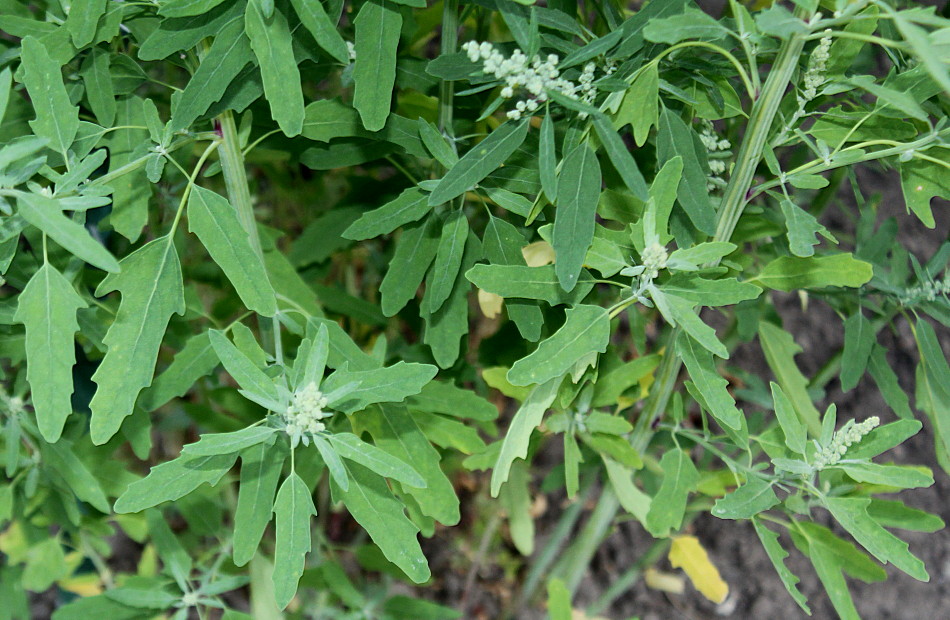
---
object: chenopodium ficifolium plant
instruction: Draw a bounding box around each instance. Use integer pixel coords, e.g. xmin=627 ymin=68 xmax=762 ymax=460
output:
xmin=0 ymin=0 xmax=949 ymax=617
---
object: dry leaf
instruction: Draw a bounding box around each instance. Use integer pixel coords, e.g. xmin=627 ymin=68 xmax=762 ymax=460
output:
xmin=668 ymin=535 xmax=729 ymax=604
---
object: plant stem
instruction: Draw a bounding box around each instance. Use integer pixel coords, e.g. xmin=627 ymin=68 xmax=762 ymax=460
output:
xmin=439 ymin=0 xmax=459 ymax=151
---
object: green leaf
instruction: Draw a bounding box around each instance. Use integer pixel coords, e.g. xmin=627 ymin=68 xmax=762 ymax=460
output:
xmin=182 ymin=426 xmax=277 ymax=457
xmin=417 ymin=118 xmax=458 ymax=168
xmin=20 ymin=37 xmax=79 ymax=155
xmin=753 ymin=253 xmax=873 ymax=291
xmin=233 ymin=441 xmax=285 ymax=567
xmin=770 ymin=382 xmax=807 ymax=455
xmin=867 ymin=499 xmax=945 ymax=533
xmin=188 ymin=186 xmax=276 ymax=316
xmin=380 ymin=216 xmax=439 ymax=316
xmin=422 ymin=232 xmax=478 ymax=368
xmin=424 ymin=210 xmax=468 ymax=313
xmin=824 ymin=497 xmax=929 ymax=582
xmin=659 ymin=273 xmax=761 ymax=306
xmin=868 ymin=345 xmax=913 ymax=420
xmin=900 ymin=149 xmax=950 ymax=229
xmin=209 ymin=329 xmax=279 ymax=403
xmin=170 ymin=20 xmax=252 ymax=132
xmin=429 ymin=120 xmax=530 ymax=206
xmin=547 ymin=578 xmax=572 ymax=620
xmin=109 ymin=96 xmax=151 ymax=242
xmin=14 ymin=264 xmax=85 ymax=442
xmin=676 ymin=331 xmax=741 ymax=430
xmin=272 ymin=473 xmax=317 ymax=609
xmin=835 ymin=463 xmax=933 ymax=489
xmin=508 ymin=305 xmax=609 ymax=387
xmin=490 ymin=377 xmax=560 ymax=496
xmin=656 ymin=107 xmax=715 ymax=234
xmin=846 ymin=419 xmax=922 ymax=461
xmin=343 ymin=187 xmax=432 ymax=241
xmin=591 ymin=354 xmax=660 ymax=407
xmin=114 ymin=452 xmax=237 ymax=513
xmin=593 ymin=115 xmax=648 ymax=200
xmin=40 ymin=440 xmax=110 ymax=513
xmin=840 ymin=311 xmax=874 ymax=392
xmin=498 ymin=457 xmax=534 ymax=555
xmin=604 ymin=458 xmax=651 ymax=523
xmin=295 ymin=324 xmax=329 ymax=389
xmin=160 ymin=0 xmax=231 ymax=17
xmin=353 ymin=0 xmax=402 ymax=131
xmin=645 ymin=448 xmax=699 ymax=537
xmin=466 ymin=264 xmax=595 ymax=306
xmin=139 ymin=331 xmax=219 ymax=411
xmin=915 ymin=319 xmax=950 ymax=460
xmin=329 ymin=432 xmax=426 ymax=488
xmin=90 ymin=237 xmax=185 ymax=445
xmin=80 ymin=47 xmax=116 ymax=126
xmin=553 ymin=142 xmax=601 ymax=291
xmin=752 ymin=518 xmax=810 ymax=615
xmin=405 ymin=380 xmax=499 ymax=422
xmin=16 ymin=193 xmax=120 ymax=273
xmin=652 ymin=289 xmax=727 ymax=358
xmin=331 ymin=460 xmax=430 ymax=583
xmin=353 ymin=404 xmax=460 ymax=525
xmin=311 ymin=433 xmax=348 ymax=492
xmin=616 ymin=63 xmax=659 ymax=147
xmin=289 ymin=0 xmax=348 ymax=63
xmin=643 ymin=7 xmax=726 ymax=43
xmin=539 ymin=110 xmax=557 ymax=202
xmin=66 ymin=0 xmax=107 ymax=47
xmin=712 ymin=478 xmax=779 ymax=520
xmin=481 ymin=215 xmax=544 ymax=340
xmin=758 ymin=322 xmax=822 ymax=437
xmin=0 ymin=67 xmax=11 ymax=126
xmin=322 ymin=362 xmax=437 ymax=413
xmin=780 ymin=199 xmax=831 ymax=258
xmin=245 ymin=4 xmax=304 ymax=136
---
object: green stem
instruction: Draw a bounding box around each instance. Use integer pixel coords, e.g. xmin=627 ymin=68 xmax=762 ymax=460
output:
xmin=585 ymin=539 xmax=669 ymax=616
xmin=439 ymin=0 xmax=459 ymax=149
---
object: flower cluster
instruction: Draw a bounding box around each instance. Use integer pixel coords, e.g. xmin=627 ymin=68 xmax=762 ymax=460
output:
xmin=282 ymin=381 xmax=332 ymax=448
xmin=900 ymin=276 xmax=950 ymax=305
xmin=813 ymin=416 xmax=880 ymax=470
xmin=699 ymin=121 xmax=732 ymax=191
xmin=639 ymin=243 xmax=669 ymax=281
xmin=461 ymin=41 xmax=598 ymax=120
xmin=800 ymin=29 xmax=833 ymax=103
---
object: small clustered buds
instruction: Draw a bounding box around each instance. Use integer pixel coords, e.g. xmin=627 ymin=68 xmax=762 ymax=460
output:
xmin=283 ymin=381 xmax=332 ymax=447
xmin=640 ymin=242 xmax=669 ymax=281
xmin=800 ymin=29 xmax=833 ymax=103
xmin=813 ymin=416 xmax=880 ymax=470
xmin=699 ymin=121 xmax=732 ymax=191
xmin=900 ymin=276 xmax=950 ymax=305
xmin=346 ymin=41 xmax=356 ymax=62
xmin=461 ymin=41 xmax=598 ymax=120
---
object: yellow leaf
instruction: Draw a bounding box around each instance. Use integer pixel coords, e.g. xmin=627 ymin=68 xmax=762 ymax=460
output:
xmin=59 ymin=573 xmax=103 ymax=596
xmin=644 ymin=567 xmax=685 ymax=594
xmin=477 ymin=289 xmax=504 ymax=319
xmin=522 ymin=241 xmax=555 ymax=266
xmin=668 ymin=535 xmax=729 ymax=604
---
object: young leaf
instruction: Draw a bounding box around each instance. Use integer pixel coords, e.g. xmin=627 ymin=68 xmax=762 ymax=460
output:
xmin=19 ymin=37 xmax=79 ymax=156
xmin=507 ymin=305 xmax=610 ymax=387
xmin=546 ymin=578 xmax=572 ymax=620
xmin=491 ymin=377 xmax=560 ymax=496
xmin=209 ymin=329 xmax=279 ymax=403
xmin=593 ymin=115 xmax=648 ymax=200
xmin=233 ymin=441 xmax=285 ymax=567
xmin=840 ymin=311 xmax=874 ymax=392
xmin=90 ymin=237 xmax=185 ymax=445
xmin=711 ymin=478 xmax=779 ymax=520
xmin=182 ymin=426 xmax=277 ymax=457
xmin=353 ymin=0 xmax=402 ymax=131
xmin=539 ymin=110 xmax=557 ymax=202
xmin=16 ymin=193 xmax=120 ymax=273
xmin=758 ymin=322 xmax=821 ymax=437
xmin=668 ymin=536 xmax=729 ymax=604
xmin=676 ymin=331 xmax=741 ymax=430
xmin=616 ymin=63 xmax=659 ymax=146
xmin=481 ymin=215 xmax=544 ymax=341
xmin=645 ymin=449 xmax=699 ymax=537
xmin=424 ymin=210 xmax=468 ymax=314
xmin=289 ymin=0 xmax=349 ymax=64
xmin=656 ymin=107 xmax=715 ymax=234
xmin=770 ymin=382 xmax=807 ymax=455
xmin=428 ymin=120 xmax=530 ymax=206
xmin=139 ymin=331 xmax=219 ymax=411
xmin=40 ymin=441 xmax=110 ymax=513
xmin=332 ymin=460 xmax=430 ymax=583
xmin=322 ymin=362 xmax=437 ymax=413
xmin=422 ymin=232 xmax=478 ymax=368
xmin=188 ymin=186 xmax=277 ymax=316
xmin=245 ymin=3 xmax=304 ymax=136
xmin=553 ymin=142 xmax=601 ymax=291
xmin=752 ymin=518 xmax=810 ymax=614
xmin=114 ymin=453 xmax=237 ymax=513
xmin=80 ymin=47 xmax=116 ymax=126
xmin=311 ymin=433 xmax=349 ymax=492
xmin=343 ymin=187 xmax=431 ymax=241
xmin=14 ymin=264 xmax=86 ymax=442
xmin=380 ymin=216 xmax=439 ymax=316
xmin=780 ymin=199 xmax=830 ymax=258
xmin=109 ymin=96 xmax=151 ymax=242
xmin=329 ymin=432 xmax=426 ymax=488
xmin=652 ymin=289 xmax=727 ymax=358
xmin=272 ymin=473 xmax=317 ymax=609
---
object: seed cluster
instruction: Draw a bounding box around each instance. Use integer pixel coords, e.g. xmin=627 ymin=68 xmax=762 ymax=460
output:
xmin=461 ymin=41 xmax=599 ymax=120
xmin=283 ymin=381 xmax=332 ymax=447
xmin=800 ymin=29 xmax=833 ymax=103
xmin=813 ymin=416 xmax=880 ymax=470
xmin=900 ymin=277 xmax=950 ymax=305
xmin=699 ymin=121 xmax=732 ymax=191
xmin=640 ymin=242 xmax=669 ymax=281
